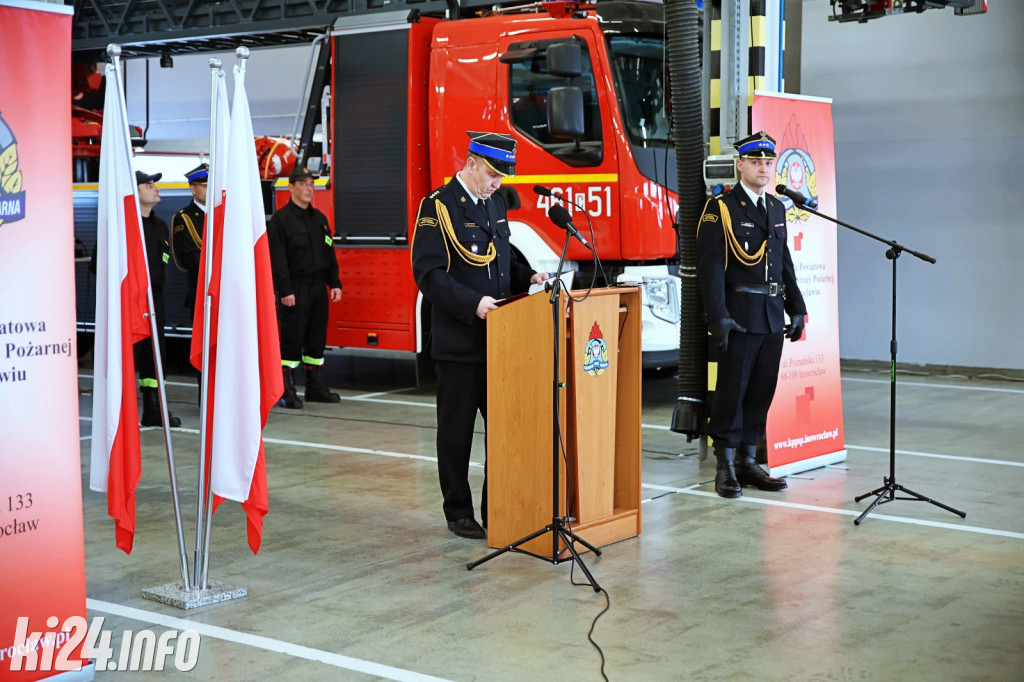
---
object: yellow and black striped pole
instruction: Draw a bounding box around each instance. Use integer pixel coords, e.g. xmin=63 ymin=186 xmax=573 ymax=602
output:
xmin=748 ymin=0 xmax=768 ymax=116
xmin=708 ymin=0 xmax=723 ymax=155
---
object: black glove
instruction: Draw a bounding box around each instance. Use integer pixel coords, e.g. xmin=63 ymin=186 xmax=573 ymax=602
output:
xmin=784 ymin=314 xmax=805 ymax=342
xmin=709 ymin=318 xmax=746 ymax=352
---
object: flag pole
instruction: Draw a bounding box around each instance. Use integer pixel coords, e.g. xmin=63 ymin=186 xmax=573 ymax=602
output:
xmin=200 ymin=45 xmax=251 ymax=589
xmin=194 ymin=56 xmax=224 ymax=590
xmin=107 ymin=43 xmax=191 ymax=591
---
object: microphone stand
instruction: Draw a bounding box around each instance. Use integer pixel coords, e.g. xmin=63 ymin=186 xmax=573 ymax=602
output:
xmin=785 ymin=200 xmax=965 ymax=526
xmin=467 ymin=227 xmax=602 ymax=591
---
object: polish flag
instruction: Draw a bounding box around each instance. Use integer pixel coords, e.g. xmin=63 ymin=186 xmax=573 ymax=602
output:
xmin=191 ymin=64 xmax=283 ymax=553
xmin=89 ymin=62 xmax=152 ymax=554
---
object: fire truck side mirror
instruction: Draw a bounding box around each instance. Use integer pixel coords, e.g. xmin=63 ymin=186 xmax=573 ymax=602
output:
xmin=546 ymin=42 xmax=582 ymax=78
xmin=547 ymin=86 xmax=585 ymax=139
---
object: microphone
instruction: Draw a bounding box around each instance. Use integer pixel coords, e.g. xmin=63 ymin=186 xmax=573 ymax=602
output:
xmin=547 ymin=204 xmax=591 ymax=250
xmin=775 ymin=184 xmax=818 ymax=209
xmin=534 ymin=185 xmax=565 ymax=202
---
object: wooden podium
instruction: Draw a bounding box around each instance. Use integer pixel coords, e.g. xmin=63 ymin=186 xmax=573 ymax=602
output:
xmin=486 ymin=286 xmax=642 ymax=559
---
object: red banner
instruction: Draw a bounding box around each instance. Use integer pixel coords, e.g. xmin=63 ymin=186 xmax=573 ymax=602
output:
xmin=754 ymin=93 xmax=847 ymax=475
xmin=0 ymin=1 xmax=90 ymax=679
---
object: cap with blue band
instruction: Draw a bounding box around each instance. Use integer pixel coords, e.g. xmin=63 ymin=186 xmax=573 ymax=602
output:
xmin=735 ymin=130 xmax=777 ymax=159
xmin=466 ymin=131 xmax=517 ymax=177
xmin=184 ymin=163 xmax=209 ymax=184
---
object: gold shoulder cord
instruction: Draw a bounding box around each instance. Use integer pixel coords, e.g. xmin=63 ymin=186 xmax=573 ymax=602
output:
xmin=170 ymin=212 xmax=202 ymax=272
xmin=434 ymin=198 xmax=495 ymax=272
xmin=696 ymin=198 xmax=766 ymax=271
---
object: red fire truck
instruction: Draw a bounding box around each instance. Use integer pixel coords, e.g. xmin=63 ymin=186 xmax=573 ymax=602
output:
xmin=285 ymin=1 xmax=680 ymax=372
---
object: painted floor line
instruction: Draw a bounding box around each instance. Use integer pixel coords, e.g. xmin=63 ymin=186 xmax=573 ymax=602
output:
xmin=113 ymin=428 xmax=1019 ymax=541
xmin=79 ymin=419 xmax=1023 ymax=471
xmin=841 ymin=376 xmax=1024 ymax=394
xmin=846 ymin=444 xmax=1024 ymax=467
xmin=640 ymin=484 xmax=1024 ymax=540
xmin=85 ymin=598 xmax=452 ymax=682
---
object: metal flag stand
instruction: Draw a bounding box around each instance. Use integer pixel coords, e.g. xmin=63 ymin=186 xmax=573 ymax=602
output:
xmin=100 ymin=42 xmax=190 ymax=598
xmin=142 ymin=49 xmax=252 ymax=609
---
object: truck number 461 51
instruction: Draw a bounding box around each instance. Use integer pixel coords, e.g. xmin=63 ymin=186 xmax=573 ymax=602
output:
xmin=535 ymin=186 xmax=613 ymax=219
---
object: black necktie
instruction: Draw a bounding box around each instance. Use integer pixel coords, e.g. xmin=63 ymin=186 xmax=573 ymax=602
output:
xmin=478 ymin=199 xmax=490 ymax=231
xmin=757 ymin=196 xmax=767 ymax=224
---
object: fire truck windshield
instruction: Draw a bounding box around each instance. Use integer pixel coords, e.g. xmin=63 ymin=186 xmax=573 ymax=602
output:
xmin=607 ymin=36 xmax=670 ymax=145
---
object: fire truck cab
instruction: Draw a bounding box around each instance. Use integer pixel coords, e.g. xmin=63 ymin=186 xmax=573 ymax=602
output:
xmin=286 ymin=1 xmax=681 ymax=371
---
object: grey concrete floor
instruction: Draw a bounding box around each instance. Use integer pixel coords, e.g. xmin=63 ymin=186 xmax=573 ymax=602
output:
xmin=77 ymin=351 xmax=1024 ymax=681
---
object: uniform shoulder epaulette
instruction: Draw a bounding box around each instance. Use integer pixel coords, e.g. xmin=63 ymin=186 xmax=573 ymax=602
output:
xmin=712 ymin=192 xmax=725 ymax=200
xmin=428 ymin=186 xmax=445 ymax=200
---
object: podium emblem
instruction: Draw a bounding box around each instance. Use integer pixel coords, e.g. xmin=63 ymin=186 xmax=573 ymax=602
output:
xmin=582 ymin=321 xmax=609 ymax=376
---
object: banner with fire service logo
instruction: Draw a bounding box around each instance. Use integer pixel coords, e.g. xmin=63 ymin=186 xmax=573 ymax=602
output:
xmin=753 ymin=93 xmax=847 ymax=476
xmin=0 ymin=2 xmax=90 ymax=679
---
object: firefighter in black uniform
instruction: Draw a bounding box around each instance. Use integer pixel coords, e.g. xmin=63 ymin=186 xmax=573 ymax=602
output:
xmin=267 ymin=167 xmax=343 ymax=409
xmin=170 ymin=163 xmax=208 ymax=319
xmin=134 ymin=171 xmax=181 ymax=428
xmin=696 ymin=131 xmax=806 ymax=499
xmin=411 ymin=131 xmax=549 ymax=539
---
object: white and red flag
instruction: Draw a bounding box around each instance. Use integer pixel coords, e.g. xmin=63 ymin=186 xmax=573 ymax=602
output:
xmin=190 ymin=64 xmax=283 ymax=553
xmin=89 ymin=61 xmax=151 ymax=554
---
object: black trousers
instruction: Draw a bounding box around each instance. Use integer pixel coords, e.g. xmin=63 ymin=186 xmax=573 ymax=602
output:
xmin=435 ymin=359 xmax=488 ymax=522
xmin=278 ymin=279 xmax=329 ymax=365
xmin=707 ymin=331 xmax=784 ymax=448
xmin=134 ymin=288 xmax=167 ymax=384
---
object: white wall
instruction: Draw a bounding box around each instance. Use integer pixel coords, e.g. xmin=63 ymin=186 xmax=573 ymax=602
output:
xmin=121 ymin=44 xmax=315 ymax=154
xmin=800 ymin=0 xmax=1024 ymax=370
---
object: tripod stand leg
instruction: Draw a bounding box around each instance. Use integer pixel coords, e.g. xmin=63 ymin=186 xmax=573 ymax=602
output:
xmin=555 ymin=529 xmax=601 ymax=592
xmin=854 ymin=483 xmax=894 ymax=526
xmin=854 ymin=481 xmax=890 ymax=503
xmin=561 ymin=529 xmax=603 ymax=557
xmin=466 ymin=525 xmax=553 ymax=571
xmin=895 ymin=484 xmax=967 ymax=518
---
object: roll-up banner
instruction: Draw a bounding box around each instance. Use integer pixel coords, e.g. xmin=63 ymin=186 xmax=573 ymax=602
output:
xmin=0 ymin=1 xmax=92 ymax=679
xmin=753 ymin=92 xmax=847 ymax=476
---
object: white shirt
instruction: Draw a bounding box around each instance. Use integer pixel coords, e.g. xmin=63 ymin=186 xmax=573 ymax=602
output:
xmin=455 ymin=171 xmax=483 ymax=204
xmin=738 ymin=181 xmax=766 ymax=208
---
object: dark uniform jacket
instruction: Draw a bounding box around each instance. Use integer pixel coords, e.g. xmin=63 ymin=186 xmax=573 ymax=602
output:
xmin=267 ymin=200 xmax=342 ymax=298
xmin=88 ymin=212 xmax=171 ymax=288
xmin=411 ymin=178 xmax=533 ymax=363
xmin=696 ymin=185 xmax=806 ymax=334
xmin=140 ymin=212 xmax=170 ymax=291
xmin=170 ymin=200 xmax=205 ymax=310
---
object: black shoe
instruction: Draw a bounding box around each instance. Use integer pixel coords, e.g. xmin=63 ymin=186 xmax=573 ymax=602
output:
xmin=735 ymin=445 xmax=788 ymax=491
xmin=735 ymin=462 xmax=788 ymax=491
xmin=304 ymin=364 xmax=341 ymax=403
xmin=304 ymin=387 xmax=341 ymax=403
xmin=279 ymin=367 xmax=304 ymax=408
xmin=447 ymin=518 xmax=486 ymax=539
xmin=167 ymin=412 xmax=181 ymax=428
xmin=713 ymin=446 xmax=742 ymax=499
xmin=715 ymin=468 xmax=743 ymax=498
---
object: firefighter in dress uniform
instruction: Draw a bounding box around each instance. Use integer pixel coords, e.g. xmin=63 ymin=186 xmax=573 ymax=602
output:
xmin=696 ymin=131 xmax=806 ymax=498
xmin=170 ymin=163 xmax=208 ymax=320
xmin=411 ymin=131 xmax=549 ymax=539
xmin=170 ymin=163 xmax=208 ymax=402
xmin=267 ymin=166 xmax=343 ymax=409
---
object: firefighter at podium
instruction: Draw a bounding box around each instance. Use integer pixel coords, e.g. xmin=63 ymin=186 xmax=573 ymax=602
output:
xmin=696 ymin=131 xmax=807 ymax=499
xmin=411 ymin=131 xmax=549 ymax=539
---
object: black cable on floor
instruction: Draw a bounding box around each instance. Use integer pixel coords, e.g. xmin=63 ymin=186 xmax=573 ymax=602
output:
xmin=572 ymin=580 xmax=610 ymax=682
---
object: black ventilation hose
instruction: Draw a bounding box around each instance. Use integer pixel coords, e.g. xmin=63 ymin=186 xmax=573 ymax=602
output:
xmin=666 ymin=0 xmax=708 ymax=439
